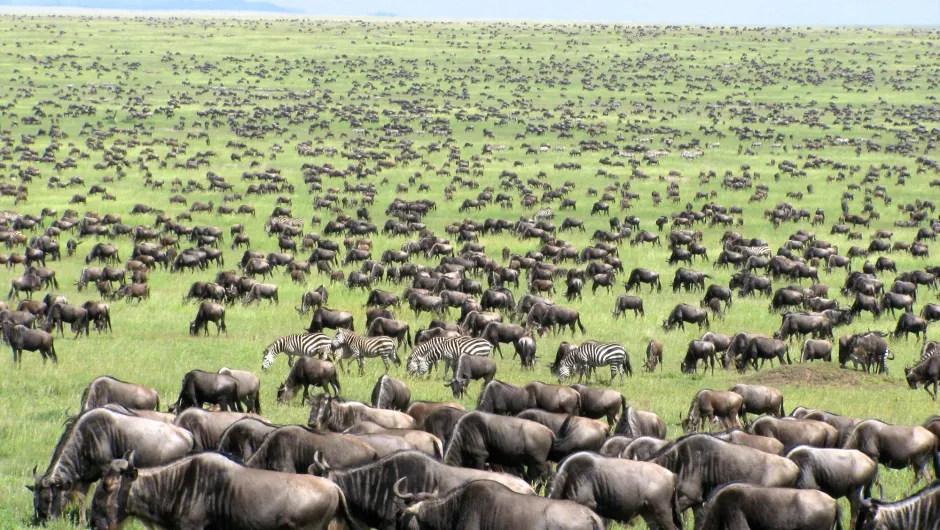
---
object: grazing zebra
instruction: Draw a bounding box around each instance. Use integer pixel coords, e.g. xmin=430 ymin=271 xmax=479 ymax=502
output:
xmin=730 ymin=245 xmax=771 ymax=258
xmin=260 ymin=332 xmax=331 ymax=371
xmin=406 ymin=336 xmax=492 ymax=377
xmin=533 ymin=207 xmax=554 ymax=221
xmin=332 ymin=328 xmax=398 ymax=375
xmin=263 ymin=216 xmax=303 ymax=234
xmin=554 ymin=341 xmax=631 ymax=384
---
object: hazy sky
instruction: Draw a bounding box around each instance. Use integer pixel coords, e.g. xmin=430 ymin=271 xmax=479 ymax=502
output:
xmin=271 ymin=0 xmax=939 ymax=25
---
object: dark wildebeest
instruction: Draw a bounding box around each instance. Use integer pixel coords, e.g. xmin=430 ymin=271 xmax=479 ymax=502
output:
xmin=308 ymin=395 xmax=416 ymax=431
xmin=88 ymin=453 xmax=357 ymax=530
xmin=549 ymin=452 xmax=681 ymax=530
xmin=8 ymin=273 xmax=42 ymax=300
xmin=277 ymin=357 xmax=341 ymax=404
xmin=697 ymin=483 xmax=840 ymax=530
xmin=367 ymin=318 xmax=412 ymax=351
xmin=727 ymin=332 xmax=790 ymax=372
xmin=702 ymin=284 xmax=733 ymax=310
xmin=774 ymin=312 xmax=832 ymax=342
xmin=371 ymin=374 xmax=411 ymax=411
xmin=245 ymin=424 xmax=376 ymax=473
xmin=894 ymin=312 xmax=929 ymax=341
xmin=394 ymin=479 xmax=604 ymax=530
xmin=881 ymin=292 xmax=914 ymax=317
xmin=651 ymin=434 xmax=799 ymax=519
xmin=30 ymin=407 xmax=193 ymax=525
xmin=787 ymin=446 xmax=877 ymax=527
xmin=189 ymin=302 xmax=226 ymax=336
xmin=366 ymin=289 xmax=399 ymax=308
xmin=906 ymin=355 xmax=940 ymax=399
xmin=856 ymin=482 xmax=940 ymax=530
xmin=173 ymin=409 xmax=262 ymax=452
xmin=420 ymin=406 xmax=468 ymax=447
xmin=612 ymin=295 xmax=644 ymax=318
xmin=475 ymin=379 xmax=529 ymax=416
xmin=662 ymin=303 xmax=710 ymax=331
xmin=624 ymin=268 xmax=662 ymax=292
xmin=645 ymin=339 xmax=664 ymax=371
xmin=681 ymin=340 xmax=717 ymax=374
xmin=524 ymin=381 xmax=580 ymax=415
xmin=296 ymin=285 xmax=329 ymax=315
xmin=729 ymin=383 xmax=785 ymax=422
xmin=750 ymin=416 xmax=839 ymax=451
xmin=341 ymin=422 xmax=443 ymax=459
xmin=216 ymin=417 xmax=279 ymax=462
xmin=243 ymin=283 xmax=278 ymax=305
xmin=217 ymin=367 xmax=261 ymax=414
xmin=447 ymin=354 xmax=498 ymax=398
xmin=682 ymin=389 xmax=744 ymax=432
xmin=614 ymin=406 xmax=667 ymax=439
xmin=404 ymin=401 xmax=464 ymax=431
xmin=516 ymin=410 xmax=608 ymax=461
xmin=514 ymin=333 xmax=538 ymax=368
xmin=570 ymin=384 xmax=624 ymax=427
xmin=309 ymin=450 xmax=532 ymax=530
xmin=838 ymin=332 xmax=891 ymax=373
xmin=444 ymin=411 xmax=555 ymax=485
xmin=307 ymin=307 xmax=354 ymax=333
xmin=479 ymin=322 xmax=527 ymax=357
xmin=801 ymin=339 xmax=833 ymax=362
xmin=170 ymin=370 xmax=242 ymax=413
xmin=80 ymin=376 xmax=159 ymax=412
xmin=3 ymin=322 xmax=56 ymax=365
xmin=44 ymin=303 xmax=90 ymax=338
xmin=842 ymin=419 xmax=939 ymax=487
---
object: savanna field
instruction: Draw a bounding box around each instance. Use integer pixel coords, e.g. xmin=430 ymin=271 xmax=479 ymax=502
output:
xmin=0 ymin=16 xmax=939 ymax=528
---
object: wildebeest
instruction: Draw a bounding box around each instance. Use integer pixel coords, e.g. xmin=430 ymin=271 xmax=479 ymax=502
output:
xmin=174 ymin=408 xmax=262 ymax=452
xmin=894 ymin=312 xmax=929 ymax=341
xmin=729 ymin=383 xmax=785 ymax=421
xmin=80 ymin=376 xmax=159 ymax=412
xmin=475 ymin=379 xmax=529 ymax=415
xmin=624 ymin=268 xmax=662 ymax=292
xmin=371 ymin=374 xmax=410 ymax=411
xmin=681 ymin=339 xmax=717 ymax=374
xmin=517 ymin=410 xmax=607 ymax=460
xmin=216 ymin=417 xmax=279 ymax=462
xmin=189 ymin=301 xmax=226 ymax=336
xmin=612 ymin=295 xmax=644 ymax=318
xmin=395 ymin=479 xmax=603 ymax=530
xmin=801 ymin=338 xmax=833 ymax=362
xmin=448 ymin=354 xmax=498 ymax=398
xmin=479 ymin=321 xmax=527 ymax=357
xmin=856 ymin=482 xmax=940 ymax=530
xmin=3 ymin=322 xmax=56 ymax=365
xmin=308 ymin=395 xmax=416 ymax=431
xmin=645 ymin=339 xmax=664 ymax=371
xmin=88 ymin=453 xmax=357 ymax=530
xmin=842 ymin=419 xmax=939 ymax=485
xmin=750 ymin=416 xmax=839 ymax=451
xmin=727 ymin=332 xmax=790 ymax=372
xmin=170 ymin=370 xmax=242 ymax=413
xmin=217 ymin=367 xmax=261 ymax=414
xmin=696 ymin=483 xmax=840 ymax=530
xmin=662 ymin=303 xmax=710 ymax=331
xmin=614 ymin=406 xmax=667 ymax=439
xmin=307 ymin=307 xmax=354 ymax=333
xmin=570 ymin=384 xmax=624 ymax=427
xmin=246 ymin=424 xmax=376 ymax=473
xmin=444 ymin=410 xmax=554 ymax=484
xmin=366 ymin=317 xmax=412 ymax=351
xmin=31 ymin=407 xmax=193 ymax=524
xmin=682 ymin=389 xmax=744 ymax=432
xmin=549 ymin=452 xmax=682 ymax=529
xmin=906 ymin=355 xmax=940 ymax=399
xmin=524 ymin=381 xmax=580 ymax=415
xmin=276 ymin=357 xmax=341 ymax=404
xmin=787 ymin=446 xmax=877 ymax=527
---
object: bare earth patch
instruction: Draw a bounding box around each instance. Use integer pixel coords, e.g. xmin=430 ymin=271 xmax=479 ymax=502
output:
xmin=744 ymin=363 xmax=899 ymax=388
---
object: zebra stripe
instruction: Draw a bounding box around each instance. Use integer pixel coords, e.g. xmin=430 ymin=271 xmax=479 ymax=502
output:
xmin=555 ymin=341 xmax=629 ymax=383
xmin=731 ymin=245 xmax=771 ymax=258
xmin=534 ymin=207 xmax=554 ymax=221
xmin=407 ymin=336 xmax=492 ymax=377
xmin=261 ymin=333 xmax=331 ymax=371
xmin=332 ymin=328 xmax=398 ymax=375
xmin=920 ymin=340 xmax=939 ymax=362
xmin=264 ymin=216 xmax=304 ymax=234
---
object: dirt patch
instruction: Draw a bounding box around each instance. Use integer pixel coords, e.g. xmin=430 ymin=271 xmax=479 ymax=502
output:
xmin=744 ymin=364 xmax=901 ymax=388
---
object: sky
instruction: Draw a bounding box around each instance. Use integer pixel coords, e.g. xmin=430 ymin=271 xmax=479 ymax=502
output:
xmin=271 ymin=0 xmax=940 ymax=25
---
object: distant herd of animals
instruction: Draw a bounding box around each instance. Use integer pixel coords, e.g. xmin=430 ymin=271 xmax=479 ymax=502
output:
xmin=29 ymin=370 xmax=940 ymax=530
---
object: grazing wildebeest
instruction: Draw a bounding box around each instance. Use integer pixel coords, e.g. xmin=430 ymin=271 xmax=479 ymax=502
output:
xmin=448 ymin=354 xmax=498 ymax=398
xmin=570 ymin=384 xmax=624 ymax=427
xmin=479 ymin=321 xmax=527 ymax=357
xmin=80 ymin=376 xmax=159 ymax=412
xmin=3 ymin=322 xmax=56 ymax=365
xmin=371 ymin=374 xmax=410 ymax=411
xmin=651 ymin=434 xmax=799 ymax=518
xmin=681 ymin=340 xmax=717 ymax=374
xmin=277 ymin=357 xmax=341 ymax=404
xmin=243 ymin=282 xmax=278 ymax=305
xmin=367 ymin=317 xmax=412 ymax=351
xmin=894 ymin=312 xmax=929 ymax=340
xmin=682 ymin=389 xmax=744 ymax=432
xmin=906 ymin=355 xmax=940 ymax=399
xmin=173 ymin=408 xmax=262 ymax=452
xmin=727 ymin=332 xmax=790 ymax=372
xmin=189 ymin=301 xmax=226 ymax=336
xmin=394 ymin=479 xmax=603 ymax=530
xmin=881 ymin=292 xmax=914 ymax=317
xmin=697 ymin=484 xmax=840 ymax=530
xmin=774 ymin=311 xmax=832 ymax=342
xmin=623 ymin=268 xmax=662 ymax=292
xmin=307 ymin=307 xmax=354 ymax=333
xmin=549 ymin=452 xmax=682 ymax=530
xmin=308 ymin=395 xmax=416 ymax=431
xmin=31 ymin=407 xmax=193 ymax=525
xmin=843 ymin=419 xmax=938 ymax=487
xmin=801 ymin=338 xmax=833 ymax=362
xmin=296 ymin=285 xmax=329 ymax=315
xmin=216 ymin=417 xmax=279 ymax=463
xmin=614 ymin=406 xmax=667 ymax=439
xmin=217 ymin=367 xmax=261 ymax=413
xmin=475 ymin=379 xmax=529 ymax=416
xmin=645 ymin=339 xmax=664 ymax=371
xmin=729 ymin=383 xmax=785 ymax=421
xmin=88 ymin=453 xmax=357 ymax=530
xmin=171 ymin=370 xmax=242 ymax=413
xmin=787 ymin=446 xmax=877 ymax=527
xmin=444 ymin=410 xmax=555 ymax=487
xmin=750 ymin=416 xmax=839 ymax=451
xmin=612 ymin=295 xmax=644 ymax=318
xmin=662 ymin=303 xmax=710 ymax=331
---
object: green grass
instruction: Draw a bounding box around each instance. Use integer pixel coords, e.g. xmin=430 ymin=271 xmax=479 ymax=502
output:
xmin=0 ymin=16 xmax=939 ymax=529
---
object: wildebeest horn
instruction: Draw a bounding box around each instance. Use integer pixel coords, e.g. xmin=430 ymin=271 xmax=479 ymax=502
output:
xmin=122 ymin=450 xmax=136 ymax=467
xmin=313 ymin=450 xmax=330 ymax=471
xmin=32 ymin=465 xmax=40 ymax=481
xmin=392 ymin=477 xmax=413 ymax=500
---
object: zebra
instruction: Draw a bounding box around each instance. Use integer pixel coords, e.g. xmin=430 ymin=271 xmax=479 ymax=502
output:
xmin=919 ymin=339 xmax=939 ymax=362
xmin=332 ymin=328 xmax=398 ymax=375
xmin=264 ymin=215 xmax=304 ymax=235
xmin=260 ymin=332 xmax=331 ymax=371
xmin=406 ymin=336 xmax=492 ymax=378
xmin=533 ymin=207 xmax=554 ymax=221
xmin=730 ymin=245 xmax=771 ymax=258
xmin=553 ymin=341 xmax=631 ymax=384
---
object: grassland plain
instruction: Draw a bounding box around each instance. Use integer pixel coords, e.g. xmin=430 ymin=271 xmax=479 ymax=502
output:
xmin=0 ymin=15 xmax=938 ymax=529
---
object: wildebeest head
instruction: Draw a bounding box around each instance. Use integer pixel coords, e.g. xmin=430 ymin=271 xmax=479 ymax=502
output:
xmin=446 ymin=376 xmax=469 ymax=399
xmin=88 ymin=452 xmax=137 ymax=530
xmin=27 ymin=465 xmax=66 ymax=524
xmin=392 ymin=477 xmax=439 ymax=526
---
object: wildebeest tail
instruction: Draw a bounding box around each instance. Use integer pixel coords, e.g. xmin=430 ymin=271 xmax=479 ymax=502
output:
xmin=832 ymin=501 xmax=843 ymax=530
xmin=576 ymin=316 xmax=586 ymax=334
xmin=329 ymin=488 xmax=365 ymax=530
xmin=778 ymin=395 xmax=785 ymax=417
xmin=432 ymin=436 xmax=444 ymax=460
xmin=671 ymin=487 xmax=684 ymax=530
xmin=332 ymin=372 xmax=342 ymax=394
xmin=553 ymin=415 xmax=579 ymax=455
xmin=933 ymin=447 xmax=940 ymax=482
xmin=619 ymin=395 xmax=627 ymax=427
xmin=253 ymin=389 xmax=261 ymax=415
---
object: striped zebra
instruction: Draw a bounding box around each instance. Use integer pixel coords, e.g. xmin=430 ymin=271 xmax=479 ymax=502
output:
xmin=533 ymin=207 xmax=554 ymax=221
xmin=260 ymin=332 xmax=331 ymax=371
xmin=553 ymin=341 xmax=632 ymax=384
xmin=264 ymin=215 xmax=304 ymax=235
xmin=332 ymin=328 xmax=398 ymax=375
xmin=730 ymin=245 xmax=771 ymax=258
xmin=407 ymin=336 xmax=492 ymax=378
xmin=919 ymin=340 xmax=939 ymax=362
